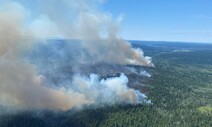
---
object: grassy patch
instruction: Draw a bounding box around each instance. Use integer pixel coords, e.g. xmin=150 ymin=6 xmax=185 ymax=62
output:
xmin=198 ymin=106 xmax=212 ymax=114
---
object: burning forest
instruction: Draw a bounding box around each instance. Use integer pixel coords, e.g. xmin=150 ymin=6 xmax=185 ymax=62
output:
xmin=0 ymin=0 xmax=153 ymax=112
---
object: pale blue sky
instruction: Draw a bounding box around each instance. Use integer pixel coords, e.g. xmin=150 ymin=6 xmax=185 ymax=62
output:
xmin=1 ymin=0 xmax=212 ymax=42
xmin=103 ymin=0 xmax=212 ymax=42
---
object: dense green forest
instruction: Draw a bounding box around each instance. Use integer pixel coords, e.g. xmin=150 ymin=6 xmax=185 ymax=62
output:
xmin=0 ymin=42 xmax=212 ymax=127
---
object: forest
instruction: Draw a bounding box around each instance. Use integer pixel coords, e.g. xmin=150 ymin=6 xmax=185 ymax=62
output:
xmin=0 ymin=42 xmax=211 ymax=127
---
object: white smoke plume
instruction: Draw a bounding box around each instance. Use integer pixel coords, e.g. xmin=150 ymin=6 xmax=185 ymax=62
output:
xmin=71 ymin=73 xmax=150 ymax=106
xmin=27 ymin=0 xmax=154 ymax=66
xmin=140 ymin=71 xmax=152 ymax=78
xmin=127 ymin=67 xmax=152 ymax=77
xmin=0 ymin=0 xmax=153 ymax=111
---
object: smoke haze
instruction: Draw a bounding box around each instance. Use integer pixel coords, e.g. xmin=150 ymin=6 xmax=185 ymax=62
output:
xmin=0 ymin=0 xmax=153 ymax=111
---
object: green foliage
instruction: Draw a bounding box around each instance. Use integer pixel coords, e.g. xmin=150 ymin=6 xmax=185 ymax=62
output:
xmin=198 ymin=106 xmax=212 ymax=114
xmin=1 ymin=44 xmax=212 ymax=127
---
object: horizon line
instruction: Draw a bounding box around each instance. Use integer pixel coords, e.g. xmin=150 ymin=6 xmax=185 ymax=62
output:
xmin=127 ymin=40 xmax=212 ymax=44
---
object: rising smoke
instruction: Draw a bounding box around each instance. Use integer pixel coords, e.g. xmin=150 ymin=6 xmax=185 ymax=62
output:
xmin=0 ymin=0 xmax=153 ymax=111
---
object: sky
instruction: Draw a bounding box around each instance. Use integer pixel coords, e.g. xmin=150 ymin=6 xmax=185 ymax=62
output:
xmin=0 ymin=0 xmax=211 ymax=43
xmin=102 ymin=0 xmax=212 ymax=43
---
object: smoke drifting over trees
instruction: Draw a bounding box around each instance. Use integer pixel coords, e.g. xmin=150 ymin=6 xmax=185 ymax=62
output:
xmin=0 ymin=0 xmax=153 ymax=111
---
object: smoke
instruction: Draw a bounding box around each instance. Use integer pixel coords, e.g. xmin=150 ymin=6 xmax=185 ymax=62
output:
xmin=27 ymin=0 xmax=154 ymax=66
xmin=0 ymin=0 xmax=153 ymax=111
xmin=0 ymin=3 xmax=89 ymax=110
xmin=71 ymin=73 xmax=151 ymax=105
xmin=140 ymin=71 xmax=151 ymax=78
xmin=127 ymin=67 xmax=152 ymax=77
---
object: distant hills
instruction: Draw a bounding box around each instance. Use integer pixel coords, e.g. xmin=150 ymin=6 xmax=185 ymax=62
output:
xmin=129 ymin=40 xmax=212 ymax=50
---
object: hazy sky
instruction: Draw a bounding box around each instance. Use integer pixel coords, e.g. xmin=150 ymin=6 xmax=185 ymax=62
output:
xmin=103 ymin=0 xmax=212 ymax=43
xmin=1 ymin=0 xmax=211 ymax=43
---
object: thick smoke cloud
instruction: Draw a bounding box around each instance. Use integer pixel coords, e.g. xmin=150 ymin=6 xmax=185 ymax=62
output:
xmin=0 ymin=4 xmax=89 ymax=110
xmin=27 ymin=0 xmax=154 ymax=66
xmin=0 ymin=0 xmax=153 ymax=111
xmin=71 ymin=73 xmax=150 ymax=105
